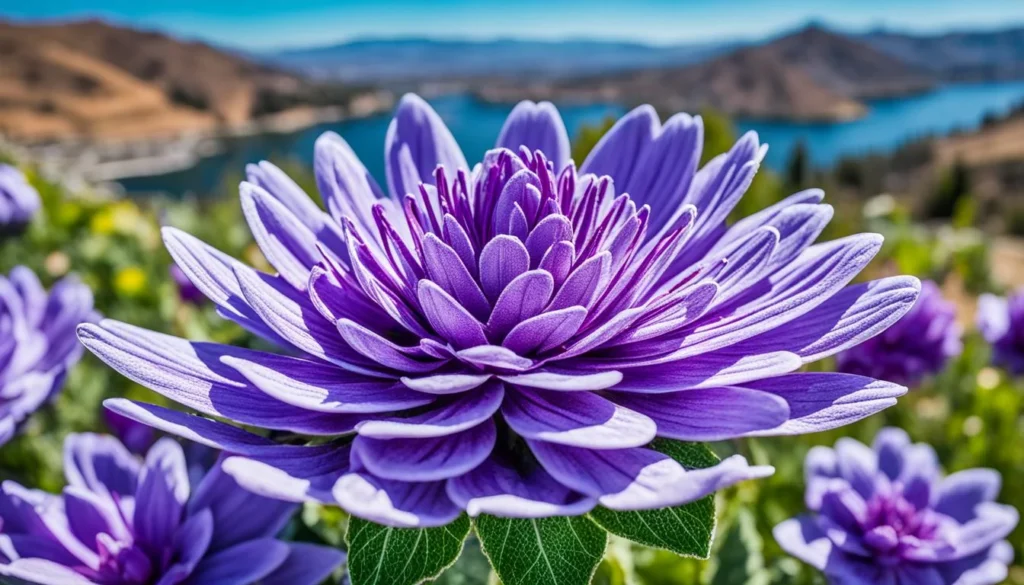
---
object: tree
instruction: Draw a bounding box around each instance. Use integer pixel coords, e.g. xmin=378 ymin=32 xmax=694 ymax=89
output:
xmin=927 ymin=160 xmax=971 ymax=219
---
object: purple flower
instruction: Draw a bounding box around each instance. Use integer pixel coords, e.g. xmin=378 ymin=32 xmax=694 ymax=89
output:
xmin=837 ymin=280 xmax=962 ymax=385
xmin=1 ymin=267 xmax=96 ymax=447
xmin=0 ymin=164 xmax=41 ymax=232
xmin=170 ymin=263 xmax=206 ymax=305
xmin=0 ymin=433 xmax=344 ymax=584
xmin=977 ymin=289 xmax=1024 ymax=374
xmin=774 ymin=428 xmax=1018 ymax=585
xmin=79 ymin=95 xmax=920 ymax=528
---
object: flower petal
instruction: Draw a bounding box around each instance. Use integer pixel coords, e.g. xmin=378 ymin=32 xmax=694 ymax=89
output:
xmin=386 ymin=93 xmax=467 ymax=198
xmin=499 ymin=369 xmax=622 ymax=391
xmin=530 ymin=442 xmax=773 ymax=510
xmin=478 ymin=235 xmax=530 ymax=303
xmin=934 ymin=469 xmax=1002 ymax=524
xmin=741 ymin=373 xmax=907 ymax=436
xmin=503 ymin=387 xmax=656 ymax=448
xmin=611 ymin=387 xmax=790 ymax=441
xmin=355 ymin=381 xmax=504 ymax=439
xmin=446 ymin=456 xmax=596 ymax=518
xmin=80 ymin=322 xmax=361 ymax=434
xmin=497 ymin=101 xmax=570 ymax=170
xmin=579 ymin=104 xmax=659 ymax=184
xmin=240 ymin=182 xmax=322 ymax=290
xmin=260 ymin=543 xmax=346 ymax=585
xmin=222 ymin=352 xmax=432 ymax=413
xmin=487 ymin=270 xmax=554 ymax=338
xmin=332 ymin=473 xmax=461 ymax=528
xmin=418 ymin=280 xmax=488 ymax=349
xmin=353 ymin=420 xmax=495 ymax=482
xmin=503 ymin=307 xmax=588 ymax=355
xmin=772 ymin=515 xmax=832 ymax=570
xmin=184 ymin=538 xmax=290 ymax=585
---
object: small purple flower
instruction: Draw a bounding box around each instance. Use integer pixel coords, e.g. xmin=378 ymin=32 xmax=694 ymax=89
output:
xmin=0 ymin=433 xmax=344 ymax=584
xmin=977 ymin=289 xmax=1024 ymax=374
xmin=80 ymin=95 xmax=920 ymax=528
xmin=774 ymin=428 xmax=1019 ymax=585
xmin=837 ymin=280 xmax=962 ymax=385
xmin=1 ymin=267 xmax=96 ymax=447
xmin=0 ymin=164 xmax=41 ymax=232
xmin=170 ymin=263 xmax=206 ymax=304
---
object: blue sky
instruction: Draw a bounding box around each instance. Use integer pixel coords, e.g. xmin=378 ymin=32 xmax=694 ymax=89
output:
xmin=5 ymin=0 xmax=1024 ymax=51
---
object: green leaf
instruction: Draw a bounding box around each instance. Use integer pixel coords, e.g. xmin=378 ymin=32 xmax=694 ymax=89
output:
xmin=474 ymin=515 xmax=607 ymax=585
xmin=588 ymin=440 xmax=718 ymax=559
xmin=707 ymin=508 xmax=769 ymax=585
xmin=346 ymin=514 xmax=471 ymax=585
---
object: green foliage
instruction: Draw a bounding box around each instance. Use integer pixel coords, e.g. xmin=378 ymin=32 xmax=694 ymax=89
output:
xmin=590 ymin=441 xmax=717 ymax=559
xmin=475 ymin=515 xmax=607 ymax=585
xmin=346 ymin=515 xmax=471 ymax=585
xmin=571 ymin=116 xmax=617 ymax=164
xmin=784 ymin=141 xmax=810 ymax=193
xmin=432 ymin=538 xmax=493 ymax=585
xmin=927 ymin=159 xmax=971 ymax=219
xmin=706 ymin=510 xmax=769 ymax=585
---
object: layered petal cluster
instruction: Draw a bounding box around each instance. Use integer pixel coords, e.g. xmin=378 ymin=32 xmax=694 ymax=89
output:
xmin=0 ymin=433 xmax=344 ymax=585
xmin=774 ymin=428 xmax=1018 ymax=585
xmin=837 ymin=280 xmax=962 ymax=385
xmin=977 ymin=289 xmax=1024 ymax=374
xmin=80 ymin=95 xmax=920 ymax=528
xmin=1 ymin=266 xmax=96 ymax=446
xmin=0 ymin=164 xmax=40 ymax=232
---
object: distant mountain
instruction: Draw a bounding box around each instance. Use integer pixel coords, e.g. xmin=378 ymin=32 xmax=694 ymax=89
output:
xmin=269 ymin=37 xmax=740 ymax=82
xmin=0 ymin=19 xmax=365 ymax=143
xmin=861 ymin=27 xmax=1024 ymax=82
xmin=478 ymin=26 xmax=935 ymax=122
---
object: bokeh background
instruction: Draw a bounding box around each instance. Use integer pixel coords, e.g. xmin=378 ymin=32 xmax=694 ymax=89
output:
xmin=1 ymin=1 xmax=1023 ymax=583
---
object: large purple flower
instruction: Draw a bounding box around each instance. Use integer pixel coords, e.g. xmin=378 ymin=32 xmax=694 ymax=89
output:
xmin=1 ymin=267 xmax=96 ymax=447
xmin=977 ymin=289 xmax=1024 ymax=374
xmin=0 ymin=433 xmax=344 ymax=585
xmin=0 ymin=164 xmax=40 ymax=232
xmin=774 ymin=428 xmax=1018 ymax=585
xmin=837 ymin=280 xmax=962 ymax=385
xmin=79 ymin=95 xmax=920 ymax=528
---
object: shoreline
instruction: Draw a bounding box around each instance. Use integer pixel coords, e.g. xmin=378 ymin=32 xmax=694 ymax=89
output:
xmin=5 ymin=90 xmax=395 ymax=189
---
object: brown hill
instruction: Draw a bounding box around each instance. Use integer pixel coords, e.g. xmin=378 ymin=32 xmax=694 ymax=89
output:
xmin=478 ymin=26 xmax=936 ymax=121
xmin=0 ymin=19 xmax=357 ymax=143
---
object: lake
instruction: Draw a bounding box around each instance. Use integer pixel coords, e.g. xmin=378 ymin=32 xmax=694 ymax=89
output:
xmin=118 ymin=81 xmax=1024 ymax=197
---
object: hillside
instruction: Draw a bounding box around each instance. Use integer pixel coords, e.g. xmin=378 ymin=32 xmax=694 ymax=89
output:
xmin=477 ymin=26 xmax=934 ymax=121
xmin=271 ymin=37 xmax=737 ymax=82
xmin=863 ymin=27 xmax=1024 ymax=82
xmin=0 ymin=19 xmax=363 ymax=143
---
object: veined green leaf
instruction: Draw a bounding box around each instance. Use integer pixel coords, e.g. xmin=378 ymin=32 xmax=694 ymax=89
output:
xmin=474 ymin=514 xmax=607 ymax=585
xmin=346 ymin=514 xmax=471 ymax=585
xmin=588 ymin=440 xmax=718 ymax=559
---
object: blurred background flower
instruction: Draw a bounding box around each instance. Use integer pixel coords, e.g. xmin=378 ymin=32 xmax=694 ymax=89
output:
xmin=0 ymin=433 xmax=345 ymax=585
xmin=0 ymin=164 xmax=40 ymax=233
xmin=774 ymin=427 xmax=1018 ymax=585
xmin=978 ymin=290 xmax=1024 ymax=375
xmin=837 ymin=280 xmax=962 ymax=385
xmin=0 ymin=266 xmax=96 ymax=447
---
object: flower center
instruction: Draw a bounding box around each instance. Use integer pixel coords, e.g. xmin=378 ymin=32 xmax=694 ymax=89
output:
xmin=861 ymin=487 xmax=944 ymax=563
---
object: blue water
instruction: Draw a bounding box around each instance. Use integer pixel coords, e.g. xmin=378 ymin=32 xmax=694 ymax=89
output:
xmin=741 ymin=81 xmax=1024 ymax=168
xmin=118 ymin=82 xmax=1024 ymax=197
